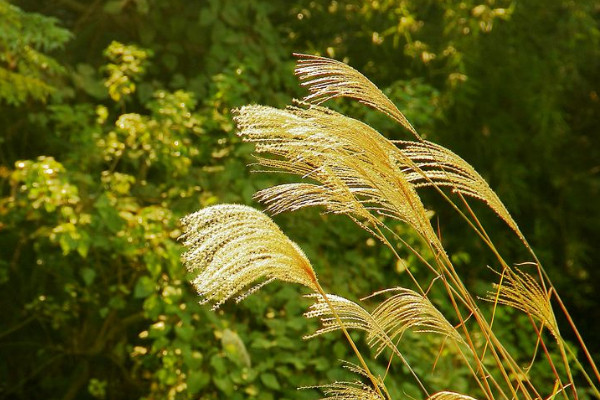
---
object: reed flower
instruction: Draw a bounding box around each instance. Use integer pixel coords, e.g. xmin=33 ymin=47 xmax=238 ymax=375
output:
xmin=180 ymin=204 xmax=318 ymax=309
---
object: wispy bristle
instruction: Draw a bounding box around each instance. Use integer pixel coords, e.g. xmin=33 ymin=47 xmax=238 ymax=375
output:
xmin=369 ymin=288 xmax=462 ymax=345
xmin=180 ymin=204 xmax=318 ymax=308
xmin=301 ymin=380 xmax=384 ymax=400
xmin=396 ymin=140 xmax=523 ymax=239
xmin=304 ymin=290 xmax=460 ymax=358
xmin=427 ymin=391 xmax=480 ymax=400
xmin=295 ymin=53 xmax=418 ymax=138
xmin=234 ymin=103 xmax=440 ymax=251
xmin=487 ymin=268 xmax=558 ymax=338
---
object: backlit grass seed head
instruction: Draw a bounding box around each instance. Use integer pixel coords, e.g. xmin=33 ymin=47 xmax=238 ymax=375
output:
xmin=304 ymin=293 xmax=400 ymax=358
xmin=292 ymin=55 xmax=523 ymax=245
xmin=487 ymin=268 xmax=558 ymax=338
xmin=304 ymin=291 xmax=460 ymax=358
xmin=396 ymin=140 xmax=523 ymax=239
xmin=304 ymin=294 xmax=376 ymax=339
xmin=295 ymin=53 xmax=418 ymax=138
xmin=427 ymin=391 xmax=480 ymax=400
xmin=303 ymin=381 xmax=384 ymax=400
xmin=234 ymin=103 xmax=440 ymax=250
xmin=369 ymin=288 xmax=462 ymax=344
xmin=180 ymin=204 xmax=318 ymax=309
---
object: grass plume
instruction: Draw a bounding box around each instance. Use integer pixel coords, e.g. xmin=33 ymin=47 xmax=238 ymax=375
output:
xmin=181 ymin=54 xmax=599 ymax=400
xmin=180 ymin=204 xmax=318 ymax=308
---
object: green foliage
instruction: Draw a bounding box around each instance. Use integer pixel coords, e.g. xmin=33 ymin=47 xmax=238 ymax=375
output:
xmin=0 ymin=0 xmax=71 ymax=105
xmin=1 ymin=0 xmax=599 ymax=399
xmin=103 ymin=41 xmax=152 ymax=102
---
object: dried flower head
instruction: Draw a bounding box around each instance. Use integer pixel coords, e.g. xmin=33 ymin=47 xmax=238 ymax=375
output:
xmin=304 ymin=289 xmax=461 ymax=358
xmin=180 ymin=204 xmax=318 ymax=309
xmin=487 ymin=268 xmax=558 ymax=338
xmin=234 ymin=103 xmax=440 ymax=249
xmin=396 ymin=140 xmax=522 ymax=239
xmin=308 ymin=381 xmax=384 ymax=400
xmin=369 ymin=288 xmax=462 ymax=344
xmin=427 ymin=391 xmax=480 ymax=400
xmin=295 ymin=53 xmax=418 ymax=138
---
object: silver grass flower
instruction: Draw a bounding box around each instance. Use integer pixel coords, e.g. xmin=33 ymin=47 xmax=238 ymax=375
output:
xmin=180 ymin=204 xmax=318 ymax=309
xmin=369 ymin=288 xmax=462 ymax=344
xmin=303 ymin=381 xmax=384 ymax=400
xmin=396 ymin=139 xmax=522 ymax=239
xmin=295 ymin=53 xmax=418 ymax=138
xmin=234 ymin=103 xmax=440 ymax=250
xmin=427 ymin=391 xmax=480 ymax=400
xmin=487 ymin=268 xmax=558 ymax=338
xmin=304 ymin=290 xmax=461 ymax=358
xmin=293 ymin=54 xmax=521 ymax=245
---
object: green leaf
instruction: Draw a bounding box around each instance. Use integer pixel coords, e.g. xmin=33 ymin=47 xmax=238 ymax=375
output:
xmin=80 ymin=267 xmax=96 ymax=286
xmin=134 ymin=276 xmax=155 ymax=298
xmin=212 ymin=375 xmax=233 ymax=395
xmin=260 ymin=373 xmax=280 ymax=390
xmin=103 ymin=1 xmax=123 ymax=14
xmin=174 ymin=324 xmax=194 ymax=342
xmin=187 ymin=370 xmax=210 ymax=394
xmin=221 ymin=329 xmax=251 ymax=367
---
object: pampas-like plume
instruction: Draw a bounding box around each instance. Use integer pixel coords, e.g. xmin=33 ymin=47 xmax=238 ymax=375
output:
xmin=180 ymin=204 xmax=318 ymax=309
xmin=304 ymin=381 xmax=384 ymax=400
xmin=487 ymin=268 xmax=558 ymax=339
xmin=396 ymin=140 xmax=522 ymax=238
xmin=302 ymin=361 xmax=387 ymax=399
xmin=303 ymin=293 xmax=378 ymax=339
xmin=295 ymin=53 xmax=418 ymax=138
xmin=234 ymin=103 xmax=440 ymax=250
xmin=304 ymin=290 xmax=460 ymax=357
xmin=427 ymin=391 xmax=480 ymax=400
xmin=369 ymin=288 xmax=462 ymax=344
xmin=294 ymin=54 xmax=522 ymax=242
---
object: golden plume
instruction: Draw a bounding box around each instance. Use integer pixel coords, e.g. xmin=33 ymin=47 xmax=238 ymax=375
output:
xmin=307 ymin=381 xmax=384 ymax=400
xmin=294 ymin=54 xmax=522 ymax=242
xmin=304 ymin=290 xmax=461 ymax=357
xmin=301 ymin=360 xmax=387 ymax=398
xmin=427 ymin=391 xmax=480 ymax=400
xmin=233 ymin=103 xmax=440 ymax=250
xmin=486 ymin=268 xmax=558 ymax=339
xmin=180 ymin=204 xmax=318 ymax=309
xmin=396 ymin=139 xmax=523 ymax=238
xmin=295 ymin=53 xmax=418 ymax=138
xmin=369 ymin=288 xmax=462 ymax=344
xmin=303 ymin=294 xmax=379 ymax=340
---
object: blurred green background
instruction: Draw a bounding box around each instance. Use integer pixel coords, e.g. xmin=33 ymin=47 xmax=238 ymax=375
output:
xmin=1 ymin=0 xmax=598 ymax=399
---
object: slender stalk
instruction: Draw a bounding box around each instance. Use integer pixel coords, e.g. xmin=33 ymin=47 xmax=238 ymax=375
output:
xmin=552 ymin=287 xmax=600 ymax=386
xmin=563 ymin=340 xmax=600 ymax=399
xmin=528 ymin=315 xmax=570 ymax=400
xmin=433 ymin=244 xmax=539 ymax=400
xmin=313 ymin=281 xmax=388 ymax=400
xmin=481 ymin=266 xmax=507 ymax=362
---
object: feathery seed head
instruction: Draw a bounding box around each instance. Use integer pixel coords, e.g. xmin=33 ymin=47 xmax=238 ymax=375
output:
xmin=180 ymin=204 xmax=318 ymax=308
xmin=307 ymin=381 xmax=384 ymax=400
xmin=302 ymin=363 xmax=385 ymax=400
xmin=303 ymin=294 xmax=375 ymax=339
xmin=304 ymin=290 xmax=461 ymax=358
xmin=428 ymin=391 xmax=480 ymax=400
xmin=487 ymin=268 xmax=558 ymax=338
xmin=295 ymin=53 xmax=418 ymax=138
xmin=234 ymin=103 xmax=440 ymax=249
xmin=396 ymin=140 xmax=523 ymax=239
xmin=369 ymin=288 xmax=463 ymax=344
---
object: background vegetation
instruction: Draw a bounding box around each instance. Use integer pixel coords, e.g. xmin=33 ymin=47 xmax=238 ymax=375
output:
xmin=0 ymin=1 xmax=598 ymax=399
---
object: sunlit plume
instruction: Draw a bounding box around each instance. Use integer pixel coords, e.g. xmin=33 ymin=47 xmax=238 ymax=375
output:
xmin=180 ymin=204 xmax=318 ymax=309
